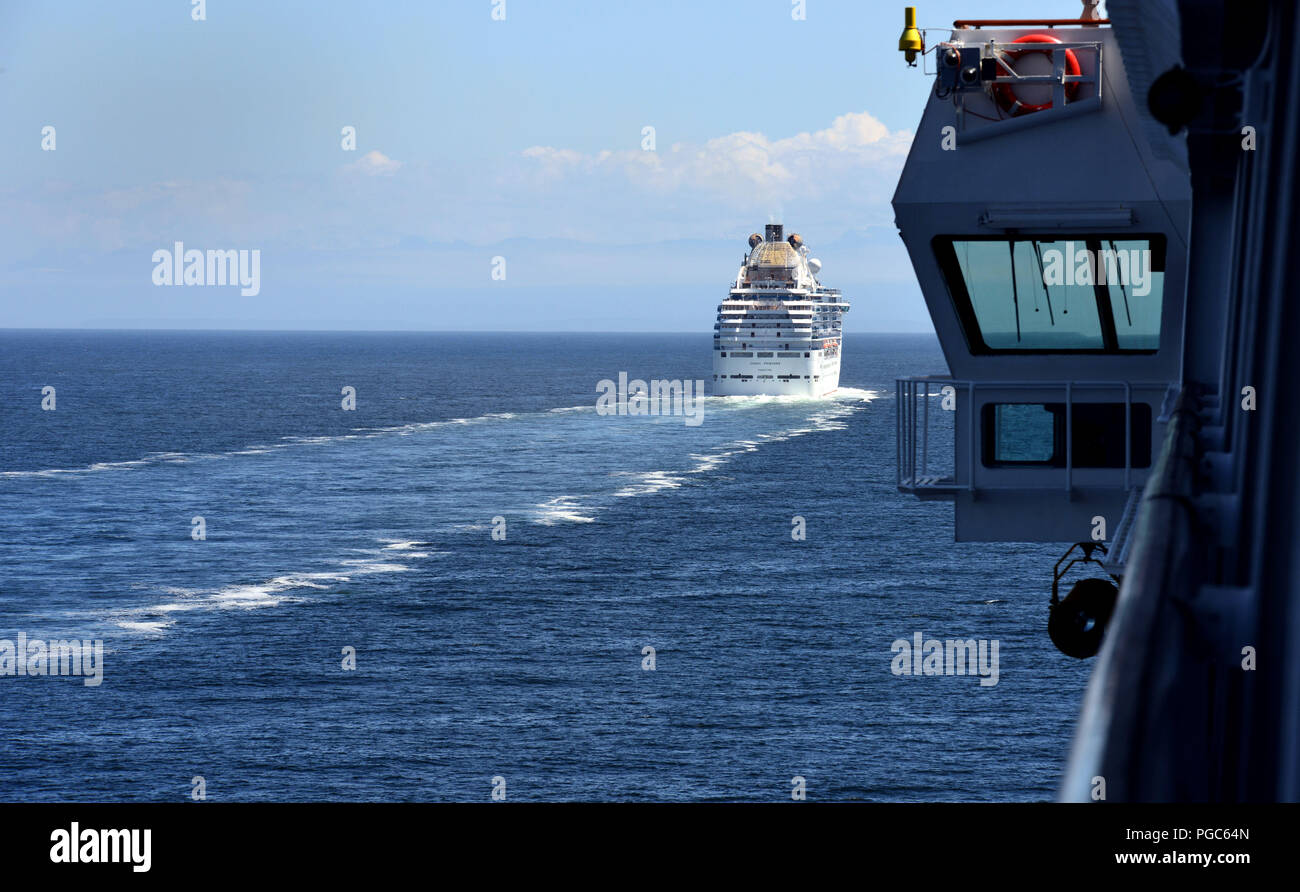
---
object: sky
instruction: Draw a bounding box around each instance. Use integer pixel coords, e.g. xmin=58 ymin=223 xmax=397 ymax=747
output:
xmin=0 ymin=0 xmax=1097 ymax=332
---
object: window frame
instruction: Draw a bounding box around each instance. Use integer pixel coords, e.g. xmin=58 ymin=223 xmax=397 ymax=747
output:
xmin=980 ymin=401 xmax=1154 ymax=469
xmin=933 ymin=233 xmax=1167 ymax=355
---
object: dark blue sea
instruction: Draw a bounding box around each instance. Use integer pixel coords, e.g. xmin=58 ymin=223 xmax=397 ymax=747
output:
xmin=0 ymin=331 xmax=1088 ymax=801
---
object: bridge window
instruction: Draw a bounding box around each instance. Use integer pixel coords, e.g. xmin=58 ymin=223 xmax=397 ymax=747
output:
xmin=936 ymin=236 xmax=1165 ymax=353
xmin=982 ymin=402 xmax=1153 ymax=468
xmin=988 ymin=404 xmax=1056 ymax=462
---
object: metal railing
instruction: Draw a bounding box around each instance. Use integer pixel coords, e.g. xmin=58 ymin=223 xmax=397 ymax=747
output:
xmin=936 ymin=40 xmax=1105 ymax=142
xmin=1101 ymin=485 xmax=1144 ymax=573
xmin=1062 ymin=388 xmax=1208 ymax=800
xmin=897 ymin=376 xmax=1170 ymax=496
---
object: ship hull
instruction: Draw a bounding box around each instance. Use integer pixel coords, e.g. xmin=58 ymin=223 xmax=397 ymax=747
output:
xmin=712 ymin=348 xmax=842 ymax=397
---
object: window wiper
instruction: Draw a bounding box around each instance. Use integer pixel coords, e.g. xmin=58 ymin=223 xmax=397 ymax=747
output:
xmin=1110 ymin=239 xmax=1132 ymax=326
xmin=1031 ymin=240 xmax=1055 ymax=325
xmin=1009 ymin=241 xmax=1021 ymax=342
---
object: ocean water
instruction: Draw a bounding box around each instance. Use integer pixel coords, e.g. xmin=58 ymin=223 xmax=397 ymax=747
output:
xmin=0 ymin=331 xmax=1088 ymax=802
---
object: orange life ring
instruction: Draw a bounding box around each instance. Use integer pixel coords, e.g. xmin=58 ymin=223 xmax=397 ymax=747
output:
xmin=993 ymin=34 xmax=1081 ymax=116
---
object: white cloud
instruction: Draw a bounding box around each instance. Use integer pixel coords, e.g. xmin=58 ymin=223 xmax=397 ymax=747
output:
xmin=502 ymin=111 xmax=913 ymax=242
xmin=518 ymin=111 xmax=911 ymax=205
xmin=0 ymin=111 xmax=912 ymax=269
xmin=345 ymin=150 xmax=403 ymax=176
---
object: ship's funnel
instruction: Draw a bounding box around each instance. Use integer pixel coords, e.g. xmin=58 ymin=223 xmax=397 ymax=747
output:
xmin=765 ymin=224 xmax=784 ymax=242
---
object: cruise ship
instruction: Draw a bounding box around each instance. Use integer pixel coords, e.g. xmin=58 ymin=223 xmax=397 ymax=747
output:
xmin=712 ymin=224 xmax=849 ymax=397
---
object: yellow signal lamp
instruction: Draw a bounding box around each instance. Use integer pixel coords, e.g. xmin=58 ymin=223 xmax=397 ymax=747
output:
xmin=899 ymin=7 xmax=924 ymax=66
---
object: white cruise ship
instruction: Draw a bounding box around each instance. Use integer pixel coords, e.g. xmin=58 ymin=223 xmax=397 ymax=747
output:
xmin=712 ymin=224 xmax=849 ymax=397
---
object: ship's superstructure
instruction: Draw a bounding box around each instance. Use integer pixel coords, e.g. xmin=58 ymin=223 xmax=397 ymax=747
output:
xmin=891 ymin=11 xmax=1190 ymax=543
xmin=712 ymin=224 xmax=849 ymax=397
xmin=891 ymin=0 xmax=1300 ymax=801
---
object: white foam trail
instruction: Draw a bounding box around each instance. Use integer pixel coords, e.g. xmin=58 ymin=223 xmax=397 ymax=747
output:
xmin=833 ymin=387 xmax=879 ymax=402
xmin=116 ymin=620 xmax=174 ymax=634
xmin=533 ymin=386 xmax=875 ymax=522
xmin=284 ymin=435 xmax=360 ymax=445
xmin=612 ymin=470 xmax=687 ymax=498
xmin=336 ymin=560 xmax=416 ymax=574
xmin=1 ymin=393 xmax=872 ymax=480
xmin=209 ymin=583 xmax=295 ymax=607
xmin=21 ymin=506 xmax=446 ymax=643
xmin=379 ymin=540 xmax=434 ymax=557
xmin=533 ymin=497 xmax=599 ymax=524
xmin=15 ymin=387 xmax=879 ymax=638
xmin=86 ymin=460 xmax=149 ymax=472
xmin=0 ymin=405 xmax=593 ymax=480
xmin=94 ymin=544 xmax=438 ymax=638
